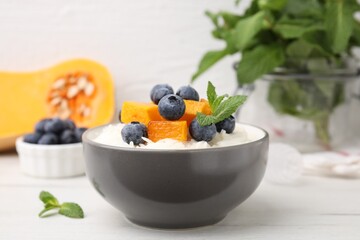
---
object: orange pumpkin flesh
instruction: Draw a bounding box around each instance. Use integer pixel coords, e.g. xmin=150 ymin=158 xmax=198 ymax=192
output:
xmin=148 ymin=121 xmax=188 ymax=142
xmin=180 ymin=100 xmax=211 ymax=125
xmin=121 ymin=102 xmax=164 ymax=125
xmin=200 ymin=98 xmax=212 ymax=115
xmin=0 ymin=59 xmax=115 ymax=146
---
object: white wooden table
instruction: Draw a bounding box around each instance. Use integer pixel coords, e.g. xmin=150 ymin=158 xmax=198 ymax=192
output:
xmin=0 ymin=152 xmax=359 ymax=240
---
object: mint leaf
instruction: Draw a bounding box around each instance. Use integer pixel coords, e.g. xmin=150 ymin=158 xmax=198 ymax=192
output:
xmin=325 ymin=0 xmax=353 ymax=54
xmin=212 ymin=95 xmax=227 ymax=112
xmin=207 ymin=81 xmax=217 ymax=110
xmin=196 ymin=113 xmax=218 ymax=127
xmin=220 ymin=11 xmax=242 ymax=28
xmin=302 ymin=31 xmax=333 ymax=57
xmin=274 ymin=23 xmax=308 ymax=39
xmin=196 ymin=82 xmax=247 ymax=127
xmin=284 ymin=0 xmax=322 ymax=18
xmin=59 ymin=203 xmax=84 ymax=219
xmin=258 ymin=0 xmax=287 ymax=11
xmin=232 ymin=11 xmax=271 ymax=50
xmin=192 ymin=49 xmax=229 ymax=81
xmin=286 ymin=39 xmax=314 ymax=59
xmin=205 ymin=11 xmax=219 ymax=28
xmin=274 ymin=18 xmax=323 ymax=39
xmin=206 ymin=81 xmax=229 ymax=112
xmin=39 ymin=191 xmax=59 ymax=206
xmin=213 ymin=95 xmax=247 ymax=122
xmin=307 ymin=58 xmax=332 ymax=73
xmin=237 ymin=44 xmax=285 ymax=84
xmin=38 ymin=191 xmax=84 ymax=219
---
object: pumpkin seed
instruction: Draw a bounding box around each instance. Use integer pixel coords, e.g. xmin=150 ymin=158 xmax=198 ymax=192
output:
xmin=50 ymin=97 xmax=62 ymax=106
xmin=84 ymin=83 xmax=95 ymax=96
xmin=77 ymin=76 xmax=88 ymax=90
xmin=67 ymin=85 xmax=80 ymax=99
xmin=52 ymin=78 xmax=66 ymax=89
xmin=60 ymin=99 xmax=69 ymax=110
xmin=82 ymin=107 xmax=91 ymax=117
xmin=77 ymin=104 xmax=86 ymax=114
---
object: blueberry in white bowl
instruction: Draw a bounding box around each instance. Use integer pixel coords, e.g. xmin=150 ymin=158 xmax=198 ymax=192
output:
xmin=17 ymin=118 xmax=88 ymax=178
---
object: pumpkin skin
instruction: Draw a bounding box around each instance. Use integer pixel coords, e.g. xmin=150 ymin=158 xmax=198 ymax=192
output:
xmin=0 ymin=59 xmax=115 ymax=149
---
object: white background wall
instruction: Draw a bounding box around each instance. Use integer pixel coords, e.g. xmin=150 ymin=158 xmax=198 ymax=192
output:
xmin=0 ymin=0 xmax=250 ymax=114
xmin=1 ymin=0 xmax=359 ymax=140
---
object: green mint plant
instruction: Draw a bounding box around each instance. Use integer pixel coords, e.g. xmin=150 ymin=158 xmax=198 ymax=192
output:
xmin=197 ymin=81 xmax=247 ymax=126
xmin=38 ymin=191 xmax=84 ymax=219
xmin=192 ymin=0 xmax=360 ymax=146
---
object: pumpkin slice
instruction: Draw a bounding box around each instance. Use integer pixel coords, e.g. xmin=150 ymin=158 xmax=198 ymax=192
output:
xmin=200 ymin=98 xmax=212 ymax=115
xmin=121 ymin=102 xmax=164 ymax=125
xmin=0 ymin=59 xmax=115 ymax=150
xmin=180 ymin=100 xmax=212 ymax=125
xmin=148 ymin=121 xmax=188 ymax=142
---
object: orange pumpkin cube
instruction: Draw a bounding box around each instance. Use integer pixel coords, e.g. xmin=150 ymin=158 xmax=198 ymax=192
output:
xmin=200 ymin=98 xmax=212 ymax=115
xmin=121 ymin=101 xmax=164 ymax=125
xmin=148 ymin=121 xmax=188 ymax=142
xmin=180 ymin=100 xmax=212 ymax=125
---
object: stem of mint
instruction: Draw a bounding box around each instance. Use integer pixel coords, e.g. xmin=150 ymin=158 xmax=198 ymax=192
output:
xmin=38 ymin=206 xmax=60 ymax=218
xmin=314 ymin=115 xmax=331 ymax=148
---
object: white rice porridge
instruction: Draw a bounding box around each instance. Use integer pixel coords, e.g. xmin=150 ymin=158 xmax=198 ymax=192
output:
xmin=93 ymin=123 xmax=265 ymax=149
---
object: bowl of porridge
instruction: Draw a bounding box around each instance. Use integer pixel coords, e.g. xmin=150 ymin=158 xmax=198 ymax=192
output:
xmin=82 ymin=82 xmax=269 ymax=229
xmin=83 ymin=122 xmax=268 ymax=229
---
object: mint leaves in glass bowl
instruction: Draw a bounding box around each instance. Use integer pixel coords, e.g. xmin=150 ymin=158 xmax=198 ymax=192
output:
xmin=192 ymin=0 xmax=360 ymax=151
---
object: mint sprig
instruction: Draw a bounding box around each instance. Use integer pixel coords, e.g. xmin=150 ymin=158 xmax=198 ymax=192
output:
xmin=38 ymin=191 xmax=84 ymax=219
xmin=196 ymin=81 xmax=247 ymax=126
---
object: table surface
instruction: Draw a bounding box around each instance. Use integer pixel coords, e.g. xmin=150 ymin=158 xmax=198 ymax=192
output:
xmin=0 ymin=152 xmax=359 ymax=240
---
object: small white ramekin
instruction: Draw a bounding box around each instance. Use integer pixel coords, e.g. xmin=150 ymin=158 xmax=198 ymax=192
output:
xmin=16 ymin=138 xmax=85 ymax=178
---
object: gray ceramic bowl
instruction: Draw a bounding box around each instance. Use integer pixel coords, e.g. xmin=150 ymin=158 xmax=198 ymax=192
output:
xmin=83 ymin=124 xmax=268 ymax=229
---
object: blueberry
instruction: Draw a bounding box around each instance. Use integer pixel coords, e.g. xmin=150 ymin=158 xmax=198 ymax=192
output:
xmin=35 ymin=118 xmax=51 ymax=133
xmin=215 ymin=116 xmax=236 ymax=133
xmin=75 ymin=127 xmax=88 ymax=142
xmin=158 ymin=94 xmax=186 ymax=120
xmin=150 ymin=84 xmax=174 ymax=104
xmin=23 ymin=132 xmax=43 ymax=144
xmin=44 ymin=118 xmax=66 ymax=134
xmin=176 ymin=85 xmax=199 ymax=101
xmin=38 ymin=133 xmax=59 ymax=145
xmin=131 ymin=121 xmax=148 ymax=137
xmin=189 ymin=119 xmax=216 ymax=142
xmin=64 ymin=119 xmax=76 ymax=130
xmin=121 ymin=122 xmax=148 ymax=145
xmin=60 ymin=130 xmax=78 ymax=144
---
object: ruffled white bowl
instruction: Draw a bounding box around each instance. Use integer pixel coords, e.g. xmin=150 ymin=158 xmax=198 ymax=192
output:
xmin=16 ymin=138 xmax=85 ymax=178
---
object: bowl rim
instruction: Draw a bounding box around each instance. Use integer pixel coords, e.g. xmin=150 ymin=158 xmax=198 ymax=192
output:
xmin=82 ymin=123 xmax=269 ymax=153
